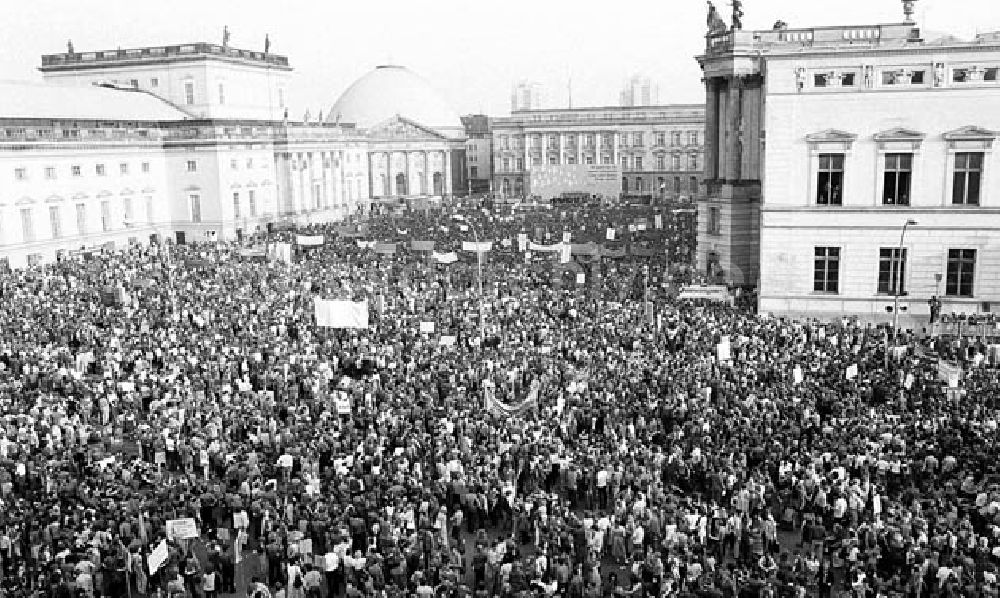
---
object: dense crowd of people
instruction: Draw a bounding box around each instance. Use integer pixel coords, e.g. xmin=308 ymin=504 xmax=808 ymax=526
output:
xmin=0 ymin=199 xmax=997 ymax=598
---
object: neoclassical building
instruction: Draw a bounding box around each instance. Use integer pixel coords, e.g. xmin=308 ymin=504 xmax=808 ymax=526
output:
xmin=0 ymin=42 xmax=466 ymax=268
xmin=699 ymin=4 xmax=1000 ymax=320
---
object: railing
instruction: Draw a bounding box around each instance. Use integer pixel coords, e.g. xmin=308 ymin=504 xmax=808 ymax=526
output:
xmin=41 ymin=43 xmax=290 ymax=68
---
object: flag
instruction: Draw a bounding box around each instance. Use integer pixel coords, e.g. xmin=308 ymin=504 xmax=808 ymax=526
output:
xmin=487 ymin=380 xmax=540 ymax=416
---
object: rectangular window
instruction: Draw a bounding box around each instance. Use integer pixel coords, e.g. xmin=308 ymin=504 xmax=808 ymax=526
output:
xmin=635 ymin=157 xmax=643 ymax=170
xmin=883 ymin=153 xmax=912 ymax=205
xmin=20 ymin=208 xmax=33 ymax=242
xmin=502 ymin=158 xmax=510 ymax=172
xmin=842 ymin=73 xmax=856 ymax=86
xmin=708 ymin=206 xmax=720 ymax=234
xmin=585 ymin=134 xmax=595 ymax=148
xmin=471 ymin=166 xmax=478 ymax=178
xmin=186 ymin=160 xmax=198 ymax=173
xmin=233 ymin=192 xmax=241 ymax=219
xmin=633 ymin=133 xmax=643 ymax=147
xmin=548 ymin=134 xmax=557 ymax=149
xmin=813 ymin=247 xmax=840 ymax=293
xmin=657 ymin=155 xmax=665 ymax=170
xmin=231 ymin=159 xmax=239 ymax=170
xmin=76 ymin=203 xmax=86 ymax=234
xmin=14 ymin=167 xmax=26 ymax=181
xmin=816 ymin=153 xmax=844 ymax=205
xmin=673 ymin=177 xmax=681 ymax=194
xmin=877 ymin=248 xmax=907 ymax=295
xmin=48 ymin=206 xmax=61 ymax=239
xmin=601 ymin=155 xmax=611 ymax=165
xmin=585 ymin=156 xmax=594 ymax=165
xmin=151 ymin=77 xmax=159 ymax=88
xmin=953 ymin=152 xmax=983 ymax=205
xmin=656 ymin=132 xmax=665 ymax=146
xmin=100 ymin=201 xmax=111 ymax=232
xmin=248 ymin=190 xmax=257 ymax=217
xmin=218 ymin=83 xmax=225 ymax=105
xmin=515 ymin=158 xmax=523 ymax=171
xmin=119 ymin=162 xmax=129 ymax=176
xmin=672 ymin=155 xmax=680 ymax=170
xmin=690 ymin=176 xmax=699 ymax=194
xmin=144 ymin=196 xmax=153 ymax=223
xmin=184 ymin=81 xmax=195 ymax=105
xmin=72 ymin=165 xmax=82 ymax=177
xmin=689 ymin=155 xmax=698 ymax=170
xmin=141 ymin=162 xmax=150 ymax=173
xmin=813 ymin=74 xmax=828 ymax=88
xmin=548 ymin=156 xmax=558 ymax=165
xmin=96 ymin=164 xmax=105 ymax=176
xmin=689 ymin=132 xmax=699 ymax=145
xmin=44 ymin=166 xmax=56 ymax=180
xmin=672 ymin=132 xmax=681 ymax=146
xmin=621 ymin=156 xmax=628 ymax=170
xmin=946 ymin=249 xmax=976 ymax=297
xmin=190 ymin=194 xmax=202 ymax=223
xmin=603 ymin=134 xmax=613 ymax=147
xmin=123 ymin=197 xmax=134 ymax=222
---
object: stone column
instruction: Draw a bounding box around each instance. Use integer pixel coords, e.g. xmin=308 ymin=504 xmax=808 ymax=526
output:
xmin=367 ymin=152 xmax=374 ymax=200
xmin=577 ymin=132 xmax=583 ymax=165
xmin=422 ymin=150 xmax=429 ymax=194
xmin=613 ymin=133 xmax=620 ymax=168
xmin=523 ymin=136 xmax=530 ymax=173
xmin=595 ymin=131 xmax=601 ymax=164
xmin=444 ymin=150 xmax=453 ymax=195
xmin=404 ymin=151 xmax=411 ymax=196
xmin=558 ymin=133 xmax=564 ymax=165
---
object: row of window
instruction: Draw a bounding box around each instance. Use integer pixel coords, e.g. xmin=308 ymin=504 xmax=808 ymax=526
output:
xmin=813 ymin=247 xmax=976 ymax=297
xmin=623 ymin=176 xmax=699 ymax=194
xmin=815 ymin=151 xmax=984 ymax=206
xmin=178 ymin=81 xmax=285 ymax=108
xmin=12 ymin=197 xmax=153 ymax=243
xmin=12 ymin=160 xmax=202 ymax=181
xmin=499 ymin=153 xmax=699 ymax=172
xmin=497 ymin=131 xmax=700 ymax=151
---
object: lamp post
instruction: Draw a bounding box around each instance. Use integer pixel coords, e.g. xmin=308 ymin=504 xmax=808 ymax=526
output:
xmin=453 ymin=214 xmax=485 ymax=341
xmin=892 ymin=219 xmax=918 ymax=342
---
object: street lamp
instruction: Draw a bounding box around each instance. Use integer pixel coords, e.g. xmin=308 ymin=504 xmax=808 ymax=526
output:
xmin=452 ymin=214 xmax=485 ymax=341
xmin=892 ymin=219 xmax=918 ymax=342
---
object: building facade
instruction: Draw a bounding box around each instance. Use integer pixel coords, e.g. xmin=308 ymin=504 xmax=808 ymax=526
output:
xmin=0 ymin=45 xmax=465 ymax=268
xmin=619 ymin=75 xmax=660 ymax=107
xmin=461 ymin=115 xmax=493 ymax=194
xmin=491 ymin=105 xmax=705 ymax=200
xmin=511 ymin=82 xmax=544 ymax=112
xmin=699 ymin=9 xmax=1000 ymax=321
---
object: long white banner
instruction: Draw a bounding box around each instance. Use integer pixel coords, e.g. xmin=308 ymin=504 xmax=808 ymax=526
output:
xmin=314 ymin=299 xmax=369 ymax=328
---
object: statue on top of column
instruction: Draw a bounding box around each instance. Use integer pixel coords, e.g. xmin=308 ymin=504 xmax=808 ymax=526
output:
xmin=706 ymin=2 xmax=728 ymax=34
xmin=731 ymin=0 xmax=744 ymax=31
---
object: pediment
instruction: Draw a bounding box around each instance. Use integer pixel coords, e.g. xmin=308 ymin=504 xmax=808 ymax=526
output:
xmin=120 ymin=188 xmax=135 ymax=196
xmin=367 ymin=115 xmax=446 ymax=140
xmin=805 ymin=129 xmax=858 ymax=143
xmin=72 ymin=192 xmax=89 ymax=200
xmin=45 ymin=195 xmax=64 ymax=203
xmin=874 ymin=127 xmax=925 ymax=141
xmin=943 ymin=125 xmax=998 ymax=141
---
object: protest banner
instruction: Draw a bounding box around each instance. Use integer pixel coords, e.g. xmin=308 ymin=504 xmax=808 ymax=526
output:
xmin=166 ymin=518 xmax=200 ymax=541
xmin=295 ymin=235 xmax=324 ymax=247
xmin=148 ymin=539 xmax=169 ymax=574
xmin=314 ymin=299 xmax=369 ymax=329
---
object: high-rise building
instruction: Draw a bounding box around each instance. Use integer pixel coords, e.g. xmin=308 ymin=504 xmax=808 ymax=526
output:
xmin=698 ymin=2 xmax=1000 ymax=322
xmin=511 ymin=81 xmax=544 ymax=112
xmin=619 ymin=75 xmax=660 ymax=107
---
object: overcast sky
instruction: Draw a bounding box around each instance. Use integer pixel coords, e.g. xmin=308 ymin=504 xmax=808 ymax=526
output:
xmin=1 ymin=0 xmax=997 ymax=117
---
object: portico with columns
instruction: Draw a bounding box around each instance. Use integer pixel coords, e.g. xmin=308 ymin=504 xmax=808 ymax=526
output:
xmin=364 ymin=116 xmax=464 ymax=203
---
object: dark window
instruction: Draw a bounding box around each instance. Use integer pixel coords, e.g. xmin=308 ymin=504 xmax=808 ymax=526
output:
xmin=883 ymin=153 xmax=912 ymax=205
xmin=813 ymin=74 xmax=827 ymax=87
xmin=953 ymin=152 xmax=983 ymax=205
xmin=987 ymin=68 xmax=998 ymax=82
xmin=673 ymin=177 xmax=681 ymax=194
xmin=817 ymin=153 xmax=844 ymax=205
xmin=708 ymin=207 xmax=720 ymax=235
xmin=877 ymin=248 xmax=907 ymax=295
xmin=842 ymin=73 xmax=856 ymax=86
xmin=911 ymin=71 xmax=925 ymax=84
xmin=946 ymin=249 xmax=976 ymax=297
xmin=814 ymin=247 xmax=840 ymax=293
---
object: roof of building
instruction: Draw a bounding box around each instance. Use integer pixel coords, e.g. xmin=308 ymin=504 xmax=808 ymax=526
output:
xmin=328 ymin=66 xmax=464 ymax=135
xmin=0 ymin=80 xmax=190 ymax=121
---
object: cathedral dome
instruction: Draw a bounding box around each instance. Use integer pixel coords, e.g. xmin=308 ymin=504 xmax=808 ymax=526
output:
xmin=329 ymin=65 xmax=464 ymax=138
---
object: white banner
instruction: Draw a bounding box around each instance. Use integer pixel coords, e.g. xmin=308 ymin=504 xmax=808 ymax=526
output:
xmin=793 ymin=365 xmax=803 ymax=385
xmin=356 ymin=240 xmax=376 ymax=249
xmin=462 ymin=241 xmax=493 ymax=252
xmin=420 ymin=321 xmax=435 ymax=334
xmin=432 ymin=251 xmax=459 ymax=264
xmin=528 ymin=242 xmax=561 ymax=252
xmin=606 ymin=227 xmax=615 ymax=241
xmin=295 ymin=234 xmax=325 ymax=247
xmin=517 ymin=233 xmax=528 ymax=252
xmin=440 ymin=335 xmax=457 ymax=346
xmin=654 ymin=214 xmax=663 ymax=229
xmin=314 ymin=299 xmax=369 ymax=329
xmin=560 ymin=243 xmax=571 ymax=264
xmin=717 ymin=336 xmax=731 ymax=362
xmin=148 ymin=539 xmax=169 ymax=574
xmin=166 ymin=518 xmax=200 ymax=541
xmin=845 ymin=364 xmax=858 ymax=380
xmin=562 ymin=231 xmax=571 ymax=243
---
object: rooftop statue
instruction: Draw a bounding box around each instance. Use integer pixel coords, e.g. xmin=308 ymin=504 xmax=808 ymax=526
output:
xmin=731 ymin=0 xmax=744 ymax=31
xmin=706 ymin=1 xmax=728 ymax=34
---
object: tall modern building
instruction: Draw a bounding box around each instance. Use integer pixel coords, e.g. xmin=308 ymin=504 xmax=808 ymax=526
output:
xmin=698 ymin=2 xmax=1000 ymax=321
xmin=491 ymin=105 xmax=704 ymax=199
xmin=0 ymin=43 xmax=466 ymax=268
xmin=619 ymin=75 xmax=660 ymax=107
xmin=511 ymin=81 xmax=544 ymax=112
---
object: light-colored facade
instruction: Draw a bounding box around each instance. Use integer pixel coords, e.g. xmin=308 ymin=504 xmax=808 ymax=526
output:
xmin=0 ymin=45 xmax=466 ymax=268
xmin=699 ymin=11 xmax=1000 ymax=321
xmin=491 ymin=105 xmax=705 ymax=200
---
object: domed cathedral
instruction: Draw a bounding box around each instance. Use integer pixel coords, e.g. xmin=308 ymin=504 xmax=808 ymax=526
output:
xmin=329 ymin=65 xmax=467 ymax=207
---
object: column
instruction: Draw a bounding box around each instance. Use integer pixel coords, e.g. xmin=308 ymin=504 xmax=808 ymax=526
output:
xmin=422 ymin=150 xmax=429 ymax=194
xmin=577 ymin=132 xmax=583 ymax=165
xmin=705 ymin=78 xmax=719 ymax=181
xmin=613 ymin=133 xmax=620 ymax=168
xmin=367 ymin=152 xmax=374 ymax=200
xmin=404 ymin=151 xmax=411 ymax=196
xmin=558 ymin=133 xmax=564 ymax=165
xmin=444 ymin=150 xmax=453 ymax=195
xmin=523 ymin=135 xmax=530 ymax=172
xmin=595 ymin=131 xmax=601 ymax=165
